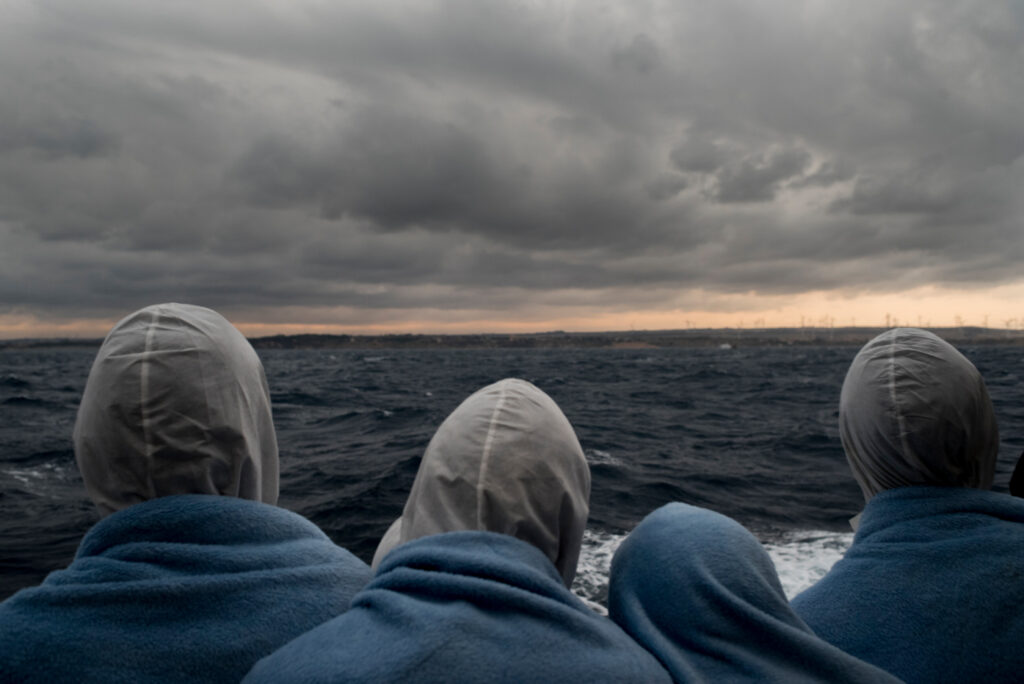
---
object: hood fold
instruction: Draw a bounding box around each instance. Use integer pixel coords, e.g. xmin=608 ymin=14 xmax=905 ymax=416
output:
xmin=373 ymin=378 xmax=590 ymax=586
xmin=74 ymin=303 xmax=279 ymax=515
xmin=839 ymin=327 xmax=997 ymax=501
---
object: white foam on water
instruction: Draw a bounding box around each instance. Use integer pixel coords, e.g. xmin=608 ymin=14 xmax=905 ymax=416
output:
xmin=3 ymin=462 xmax=73 ymax=497
xmin=571 ymin=527 xmax=852 ymax=614
xmin=584 ymin=449 xmax=621 ymax=466
xmin=762 ymin=530 xmax=852 ymax=599
xmin=572 ymin=529 xmax=624 ymax=614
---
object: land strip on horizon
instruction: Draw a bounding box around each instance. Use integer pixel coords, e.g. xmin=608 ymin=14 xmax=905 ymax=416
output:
xmin=6 ymin=327 xmax=1024 ymax=350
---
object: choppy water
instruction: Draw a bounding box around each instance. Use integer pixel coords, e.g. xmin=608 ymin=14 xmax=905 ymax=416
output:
xmin=3 ymin=344 xmax=1023 ymax=605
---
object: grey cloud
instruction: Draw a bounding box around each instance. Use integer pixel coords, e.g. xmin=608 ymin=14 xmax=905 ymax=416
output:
xmin=670 ymin=137 xmax=727 ymax=174
xmin=611 ymin=34 xmax=660 ymax=75
xmin=833 ymin=174 xmax=960 ymax=216
xmin=792 ymin=159 xmax=855 ymax=188
xmin=1 ymin=0 xmax=1024 ymax=327
xmin=645 ymin=173 xmax=688 ymax=201
xmin=0 ymin=117 xmax=118 ymax=160
xmin=713 ymin=147 xmax=811 ymax=203
xmin=298 ymin=239 xmax=603 ymax=291
xmin=227 ymin=106 xmax=687 ymax=253
xmin=828 ymin=160 xmax=1021 ymax=256
xmin=548 ymin=115 xmax=604 ymax=138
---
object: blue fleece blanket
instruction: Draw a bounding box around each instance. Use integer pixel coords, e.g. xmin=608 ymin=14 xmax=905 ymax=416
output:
xmin=244 ymin=531 xmax=672 ymax=683
xmin=0 ymin=494 xmax=372 ymax=684
xmin=609 ymin=503 xmax=902 ymax=683
xmin=791 ymin=486 xmax=1024 ymax=683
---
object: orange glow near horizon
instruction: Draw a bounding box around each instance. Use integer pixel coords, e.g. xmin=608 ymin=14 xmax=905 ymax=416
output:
xmin=6 ymin=283 xmax=1024 ymax=340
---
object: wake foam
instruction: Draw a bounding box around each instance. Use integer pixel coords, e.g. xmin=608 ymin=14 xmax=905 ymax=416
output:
xmin=572 ymin=527 xmax=852 ymax=614
xmin=762 ymin=530 xmax=852 ymax=598
xmin=571 ymin=529 xmax=623 ymax=613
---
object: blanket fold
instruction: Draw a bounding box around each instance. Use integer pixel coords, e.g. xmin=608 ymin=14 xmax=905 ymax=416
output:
xmin=245 ymin=530 xmax=672 ymax=683
xmin=609 ymin=503 xmax=902 ymax=683
xmin=791 ymin=486 xmax=1024 ymax=683
xmin=0 ymin=494 xmax=372 ymax=684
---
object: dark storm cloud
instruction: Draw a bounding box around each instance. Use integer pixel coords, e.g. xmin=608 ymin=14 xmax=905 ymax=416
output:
xmin=229 ymin=112 xmax=514 ymax=230
xmin=2 ymin=0 xmax=1024 ymax=326
xmin=645 ymin=174 xmax=688 ymax=202
xmin=226 ymin=106 xmax=685 ymax=252
xmin=0 ymin=117 xmax=118 ymax=160
xmin=712 ymin=147 xmax=812 ymax=203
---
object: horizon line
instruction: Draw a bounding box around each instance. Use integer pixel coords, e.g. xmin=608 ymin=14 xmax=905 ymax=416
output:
xmin=3 ymin=323 xmax=1022 ymax=345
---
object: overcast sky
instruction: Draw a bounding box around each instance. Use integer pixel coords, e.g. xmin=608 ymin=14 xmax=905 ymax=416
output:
xmin=2 ymin=0 xmax=1023 ymax=336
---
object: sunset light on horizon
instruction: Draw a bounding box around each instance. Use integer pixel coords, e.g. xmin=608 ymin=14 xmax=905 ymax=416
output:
xmin=7 ymin=283 xmax=1024 ymax=340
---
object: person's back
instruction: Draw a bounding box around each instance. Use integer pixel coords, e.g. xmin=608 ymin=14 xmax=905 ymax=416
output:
xmin=608 ymin=503 xmax=902 ymax=683
xmin=244 ymin=378 xmax=671 ymax=683
xmin=791 ymin=327 xmax=1024 ymax=682
xmin=0 ymin=303 xmax=372 ymax=684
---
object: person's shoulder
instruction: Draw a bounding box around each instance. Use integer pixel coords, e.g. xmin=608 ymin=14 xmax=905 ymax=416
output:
xmin=1011 ymin=450 xmax=1024 ymax=498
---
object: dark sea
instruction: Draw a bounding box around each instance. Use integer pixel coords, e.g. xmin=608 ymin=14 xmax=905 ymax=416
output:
xmin=3 ymin=344 xmax=1023 ymax=607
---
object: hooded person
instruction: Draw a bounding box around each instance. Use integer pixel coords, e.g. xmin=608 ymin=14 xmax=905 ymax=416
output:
xmin=244 ymin=378 xmax=673 ymax=684
xmin=791 ymin=328 xmax=1024 ymax=682
xmin=0 ymin=303 xmax=373 ymax=684
xmin=608 ymin=503 xmax=903 ymax=683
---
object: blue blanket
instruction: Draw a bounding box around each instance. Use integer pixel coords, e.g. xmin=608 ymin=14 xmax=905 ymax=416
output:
xmin=792 ymin=486 xmax=1024 ymax=683
xmin=0 ymin=494 xmax=372 ymax=683
xmin=244 ymin=531 xmax=672 ymax=683
xmin=609 ymin=503 xmax=901 ymax=683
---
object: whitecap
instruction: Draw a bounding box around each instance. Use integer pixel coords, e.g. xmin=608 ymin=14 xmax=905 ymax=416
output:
xmin=571 ymin=526 xmax=851 ymax=613
xmin=4 ymin=462 xmax=74 ymax=497
xmin=584 ymin=449 xmax=621 ymax=466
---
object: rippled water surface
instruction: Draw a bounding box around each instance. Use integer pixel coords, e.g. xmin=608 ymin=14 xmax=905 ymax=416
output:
xmin=3 ymin=344 xmax=1023 ymax=602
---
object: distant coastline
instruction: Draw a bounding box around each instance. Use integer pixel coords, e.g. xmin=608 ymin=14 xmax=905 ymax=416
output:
xmin=6 ymin=326 xmax=1024 ymax=350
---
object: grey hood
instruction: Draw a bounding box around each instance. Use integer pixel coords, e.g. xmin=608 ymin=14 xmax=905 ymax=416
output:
xmin=839 ymin=327 xmax=998 ymax=501
xmin=73 ymin=303 xmax=279 ymax=515
xmin=372 ymin=378 xmax=590 ymax=587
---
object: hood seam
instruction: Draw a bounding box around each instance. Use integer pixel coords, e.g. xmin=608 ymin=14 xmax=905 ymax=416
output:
xmin=140 ymin=308 xmax=160 ymax=501
xmin=887 ymin=329 xmax=913 ymax=465
xmin=476 ymin=382 xmax=509 ymax=529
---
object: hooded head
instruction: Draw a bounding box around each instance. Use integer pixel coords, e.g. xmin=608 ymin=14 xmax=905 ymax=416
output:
xmin=372 ymin=378 xmax=590 ymax=586
xmin=839 ymin=327 xmax=998 ymax=502
xmin=73 ymin=303 xmax=279 ymax=515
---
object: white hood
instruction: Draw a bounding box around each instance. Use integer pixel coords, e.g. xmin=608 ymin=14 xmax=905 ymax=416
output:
xmin=73 ymin=303 xmax=279 ymax=515
xmin=839 ymin=327 xmax=998 ymax=501
xmin=372 ymin=378 xmax=590 ymax=587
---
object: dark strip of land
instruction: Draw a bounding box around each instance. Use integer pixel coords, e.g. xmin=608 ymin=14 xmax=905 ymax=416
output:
xmin=6 ymin=327 xmax=1024 ymax=350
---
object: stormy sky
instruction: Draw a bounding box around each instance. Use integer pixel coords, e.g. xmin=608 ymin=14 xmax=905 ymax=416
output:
xmin=2 ymin=0 xmax=1023 ymax=336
